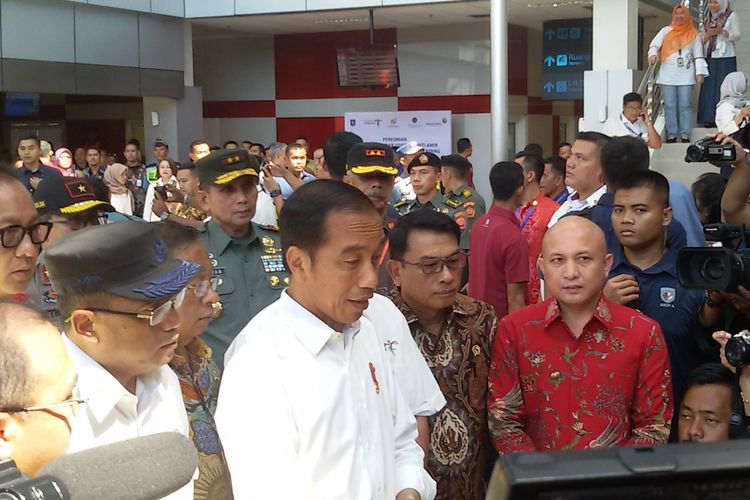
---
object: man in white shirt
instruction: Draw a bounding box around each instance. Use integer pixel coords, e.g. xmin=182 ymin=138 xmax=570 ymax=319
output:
xmin=217 ymin=180 xmax=437 ymax=500
xmin=44 ymin=222 xmax=203 ymax=500
xmin=602 ymin=92 xmax=662 ymax=150
xmin=548 ymin=132 xmax=611 ymax=227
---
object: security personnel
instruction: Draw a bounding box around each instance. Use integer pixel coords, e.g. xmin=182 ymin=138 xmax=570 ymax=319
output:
xmin=196 ymin=148 xmax=288 ymax=369
xmin=394 ymin=152 xmax=449 ymax=216
xmin=145 ymin=138 xmax=172 ymax=185
xmin=441 ymin=154 xmax=486 ymax=249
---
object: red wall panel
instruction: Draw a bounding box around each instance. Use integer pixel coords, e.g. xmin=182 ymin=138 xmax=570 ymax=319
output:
xmin=508 ymin=24 xmax=528 ymax=96
xmin=203 ymin=100 xmax=276 ymax=118
xmin=398 ymin=95 xmax=490 ymax=114
xmin=274 ymin=29 xmax=398 ymax=100
xmin=276 ymin=117 xmax=338 ymax=151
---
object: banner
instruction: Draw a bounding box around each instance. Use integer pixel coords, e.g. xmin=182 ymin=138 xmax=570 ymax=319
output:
xmin=344 ymin=110 xmax=452 ymax=156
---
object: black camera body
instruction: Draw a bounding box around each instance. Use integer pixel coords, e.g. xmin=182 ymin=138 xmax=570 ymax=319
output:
xmin=676 ymin=224 xmax=750 ymax=292
xmin=726 ymin=331 xmax=750 ymax=368
xmin=685 ymin=137 xmax=736 ymax=163
xmin=0 ymin=460 xmax=67 ymax=500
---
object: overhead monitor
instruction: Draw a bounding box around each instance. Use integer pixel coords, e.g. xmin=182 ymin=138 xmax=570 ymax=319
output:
xmin=336 ymin=44 xmax=400 ymax=88
xmin=4 ymin=92 xmax=40 ymax=117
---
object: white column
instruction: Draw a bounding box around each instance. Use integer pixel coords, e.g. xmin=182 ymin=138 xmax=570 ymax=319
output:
xmin=490 ymin=0 xmax=508 ymax=164
xmin=183 ymin=20 xmax=194 ymax=87
xmin=592 ymin=0 xmax=638 ymax=71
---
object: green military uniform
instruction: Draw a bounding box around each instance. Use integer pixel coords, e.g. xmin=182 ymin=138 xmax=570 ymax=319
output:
xmin=440 ymin=155 xmax=487 ymax=249
xmin=198 ymin=219 xmax=288 ymax=368
xmin=394 ymin=192 xmax=448 ymax=216
xmin=195 ymin=147 xmax=290 ymax=368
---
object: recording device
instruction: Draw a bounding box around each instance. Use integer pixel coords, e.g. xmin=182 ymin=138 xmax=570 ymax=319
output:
xmin=154 ymin=185 xmax=168 ymax=200
xmin=685 ymin=137 xmax=736 ymax=163
xmin=725 ymin=330 xmax=750 ymax=369
xmin=0 ymin=432 xmax=197 ymax=500
xmin=676 ymin=224 xmax=750 ymax=291
xmin=486 ymin=440 xmax=750 ymax=499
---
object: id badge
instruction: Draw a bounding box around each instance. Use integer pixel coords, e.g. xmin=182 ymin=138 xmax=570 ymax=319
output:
xmin=677 ymin=57 xmax=684 ymax=68
xmin=136 ymin=179 xmax=142 ymax=187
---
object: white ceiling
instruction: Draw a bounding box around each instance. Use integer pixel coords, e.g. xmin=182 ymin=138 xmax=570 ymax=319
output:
xmin=191 ymin=0 xmax=671 ymax=38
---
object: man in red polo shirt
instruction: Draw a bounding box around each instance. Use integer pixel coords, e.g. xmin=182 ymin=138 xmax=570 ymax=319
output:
xmin=488 ymin=216 xmax=672 ymax=453
xmin=515 ymin=152 xmax=559 ymax=304
xmin=468 ymin=161 xmax=528 ymax=319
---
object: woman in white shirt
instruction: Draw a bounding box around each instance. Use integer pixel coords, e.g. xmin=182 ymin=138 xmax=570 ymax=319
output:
xmin=715 ymin=71 xmax=750 ymax=136
xmin=648 ymin=5 xmax=708 ymax=143
xmin=697 ymin=0 xmax=741 ymax=127
xmin=103 ymin=163 xmax=134 ymax=215
xmin=143 ymin=159 xmax=179 ymax=222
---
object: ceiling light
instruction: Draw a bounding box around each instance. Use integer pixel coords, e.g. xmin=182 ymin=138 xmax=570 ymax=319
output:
xmin=314 ymin=17 xmax=368 ymax=24
xmin=527 ymin=0 xmax=593 ymax=7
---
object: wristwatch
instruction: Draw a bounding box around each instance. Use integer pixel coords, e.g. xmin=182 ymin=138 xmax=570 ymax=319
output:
xmin=269 ymin=189 xmax=282 ymax=198
xmin=159 ymin=211 xmax=170 ymax=221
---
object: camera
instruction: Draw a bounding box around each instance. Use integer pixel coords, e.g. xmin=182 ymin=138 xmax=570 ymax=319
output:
xmin=0 ymin=460 xmax=67 ymax=499
xmin=685 ymin=137 xmax=736 ymax=163
xmin=726 ymin=331 xmax=750 ymax=368
xmin=676 ymin=224 xmax=750 ymax=292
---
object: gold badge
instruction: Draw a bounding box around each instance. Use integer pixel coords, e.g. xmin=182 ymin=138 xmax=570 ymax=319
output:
xmin=262 ymin=236 xmax=274 ymax=247
xmin=268 ymin=276 xmax=280 ymax=287
xmin=283 ymin=276 xmax=290 ymax=285
xmin=463 ymin=189 xmax=471 ymax=197
xmin=472 ymin=345 xmax=481 ymax=357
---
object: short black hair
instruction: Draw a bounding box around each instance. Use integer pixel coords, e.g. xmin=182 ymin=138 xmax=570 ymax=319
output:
xmin=251 ymin=143 xmax=265 ymax=154
xmin=545 ymin=155 xmax=566 ymax=179
xmin=623 ymin=92 xmax=644 ymax=106
xmin=324 ymin=132 xmax=363 ymax=180
xmin=279 ymin=180 xmax=378 ymax=258
xmin=389 ymin=210 xmax=460 ymax=261
xmin=223 ymin=140 xmax=238 ymax=148
xmin=295 ymin=136 xmax=309 ymax=143
xmin=576 ymin=131 xmax=611 ymax=151
xmin=286 ymin=143 xmax=306 ymax=156
xmin=154 ymin=221 xmax=201 ymax=253
xmin=456 ymin=138 xmax=472 ymax=153
xmin=241 ymin=140 xmax=252 ymax=146
xmin=489 ymin=161 xmax=524 ymax=201
xmin=523 ymin=143 xmax=544 ymax=157
xmin=558 ymin=142 xmax=572 ymax=149
xmin=18 ymin=136 xmax=40 ymax=147
xmin=601 ymin=136 xmax=650 ymax=190
xmin=126 ymin=139 xmax=141 ymax=150
xmin=681 ymin=363 xmax=735 ymax=403
xmin=520 ymin=154 xmax=545 ymax=184
xmin=190 ymin=139 xmax=209 ymax=152
xmin=692 ymin=172 xmax=728 ymax=225
xmin=614 ymin=170 xmax=670 ymax=208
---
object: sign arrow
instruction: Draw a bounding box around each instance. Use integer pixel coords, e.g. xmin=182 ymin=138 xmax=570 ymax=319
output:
xmin=545 ymin=29 xmax=555 ymax=40
xmin=544 ymin=82 xmax=554 ymax=93
xmin=544 ymin=56 xmax=555 ymax=68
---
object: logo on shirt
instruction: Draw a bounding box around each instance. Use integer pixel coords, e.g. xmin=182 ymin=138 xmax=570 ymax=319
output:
xmin=383 ymin=339 xmax=399 ymax=354
xmin=660 ymin=287 xmax=676 ymax=304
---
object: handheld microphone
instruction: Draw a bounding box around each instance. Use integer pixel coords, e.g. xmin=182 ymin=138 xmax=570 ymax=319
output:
xmin=35 ymin=432 xmax=198 ymax=500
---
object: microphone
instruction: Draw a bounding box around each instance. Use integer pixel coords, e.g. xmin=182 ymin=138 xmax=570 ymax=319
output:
xmin=36 ymin=432 xmax=198 ymax=500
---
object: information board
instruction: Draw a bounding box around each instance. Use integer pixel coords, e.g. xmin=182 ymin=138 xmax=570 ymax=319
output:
xmin=541 ymin=18 xmax=593 ymax=101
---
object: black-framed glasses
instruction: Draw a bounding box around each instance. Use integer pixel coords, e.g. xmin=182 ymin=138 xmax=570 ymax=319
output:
xmin=397 ymin=251 xmax=468 ymax=275
xmin=0 ymin=222 xmax=52 ymax=249
xmin=0 ymin=398 xmax=87 ymax=417
xmin=88 ymin=288 xmax=186 ymax=327
xmin=186 ymin=277 xmax=220 ymax=298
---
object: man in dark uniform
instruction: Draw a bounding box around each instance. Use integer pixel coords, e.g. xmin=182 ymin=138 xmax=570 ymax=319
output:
xmin=394 ymin=152 xmax=448 ymax=216
xmin=440 ymin=154 xmax=486 ymax=249
xmin=145 ymin=138 xmax=171 ymax=185
xmin=196 ymin=148 xmax=287 ymax=369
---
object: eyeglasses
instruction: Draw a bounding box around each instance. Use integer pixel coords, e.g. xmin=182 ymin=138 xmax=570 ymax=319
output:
xmin=397 ymin=251 xmax=468 ymax=275
xmin=186 ymin=277 xmax=220 ymax=298
xmin=88 ymin=288 xmax=186 ymax=326
xmin=0 ymin=398 xmax=87 ymax=416
xmin=0 ymin=222 xmax=52 ymax=249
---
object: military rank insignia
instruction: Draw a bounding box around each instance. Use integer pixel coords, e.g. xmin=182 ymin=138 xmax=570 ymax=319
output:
xmin=261 ymin=254 xmax=286 ymax=273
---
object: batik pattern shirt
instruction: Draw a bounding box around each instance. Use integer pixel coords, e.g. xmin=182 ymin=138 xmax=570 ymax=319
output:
xmin=170 ymin=338 xmax=233 ymax=500
xmin=488 ymin=296 xmax=672 ymax=454
xmin=391 ymin=290 xmax=497 ymax=500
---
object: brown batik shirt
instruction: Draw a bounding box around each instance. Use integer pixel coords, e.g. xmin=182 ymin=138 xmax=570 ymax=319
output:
xmin=390 ymin=289 xmax=498 ymax=500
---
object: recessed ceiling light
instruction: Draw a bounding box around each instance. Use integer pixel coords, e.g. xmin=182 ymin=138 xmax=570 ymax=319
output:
xmin=314 ymin=17 xmax=368 ymax=24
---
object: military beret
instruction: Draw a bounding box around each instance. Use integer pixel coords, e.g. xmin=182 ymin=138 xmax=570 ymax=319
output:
xmin=440 ymin=154 xmax=472 ymax=173
xmin=407 ymin=152 xmax=441 ymax=173
xmin=44 ymin=221 xmax=202 ymax=302
xmin=33 ymin=177 xmax=113 ymax=216
xmin=346 ymin=142 xmax=398 ymax=176
xmin=195 ymin=148 xmax=259 ymax=186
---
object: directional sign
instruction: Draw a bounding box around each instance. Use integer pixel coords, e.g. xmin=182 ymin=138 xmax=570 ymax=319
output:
xmin=541 ymin=18 xmax=592 ymax=100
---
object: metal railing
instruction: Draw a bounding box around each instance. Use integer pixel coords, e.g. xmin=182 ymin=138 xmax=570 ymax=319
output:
xmin=638 ymin=62 xmax=663 ymax=123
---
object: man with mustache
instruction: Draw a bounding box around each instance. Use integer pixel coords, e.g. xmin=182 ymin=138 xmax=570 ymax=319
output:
xmin=217 ymin=181 xmax=436 ymax=500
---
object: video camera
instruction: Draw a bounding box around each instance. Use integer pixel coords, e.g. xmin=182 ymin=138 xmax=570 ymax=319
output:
xmin=685 ymin=137 xmax=736 ymax=163
xmin=676 ymin=223 xmax=750 ymax=292
xmin=0 ymin=460 xmax=67 ymax=500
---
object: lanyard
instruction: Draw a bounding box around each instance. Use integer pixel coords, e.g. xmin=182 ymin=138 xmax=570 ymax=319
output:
xmin=620 ymin=114 xmax=645 ymax=138
xmin=554 ymin=190 xmax=569 ymax=204
xmin=516 ymin=205 xmax=535 ymax=231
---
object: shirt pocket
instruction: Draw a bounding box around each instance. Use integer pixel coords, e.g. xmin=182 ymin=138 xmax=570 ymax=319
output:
xmin=215 ymin=276 xmax=234 ymax=296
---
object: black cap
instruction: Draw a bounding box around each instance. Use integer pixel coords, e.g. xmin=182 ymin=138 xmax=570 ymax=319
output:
xmin=346 ymin=142 xmax=398 ymax=176
xmin=440 ymin=154 xmax=471 ymax=173
xmin=407 ymin=152 xmax=441 ymax=173
xmin=33 ymin=177 xmax=113 ymax=216
xmin=44 ymin=221 xmax=202 ymax=302
xmin=195 ymin=148 xmax=259 ymax=186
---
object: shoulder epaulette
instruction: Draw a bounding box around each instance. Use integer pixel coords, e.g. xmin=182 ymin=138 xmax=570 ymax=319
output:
xmin=393 ymin=199 xmax=409 ymax=208
xmin=444 ymin=198 xmax=460 ymax=208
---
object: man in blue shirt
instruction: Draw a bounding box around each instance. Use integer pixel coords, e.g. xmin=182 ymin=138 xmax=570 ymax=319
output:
xmin=14 ymin=136 xmax=61 ymax=194
xmin=604 ymin=171 xmax=711 ymax=433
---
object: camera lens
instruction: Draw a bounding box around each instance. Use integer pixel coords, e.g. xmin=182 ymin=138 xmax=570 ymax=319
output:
xmin=726 ymin=336 xmax=750 ymax=368
xmin=685 ymin=145 xmax=704 ymax=163
xmin=701 ymin=256 xmax=727 ymax=281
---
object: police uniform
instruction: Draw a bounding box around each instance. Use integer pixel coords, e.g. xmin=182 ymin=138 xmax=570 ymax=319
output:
xmin=346 ymin=142 xmax=400 ymax=295
xmin=441 ymin=154 xmax=487 ymax=249
xmin=195 ymin=149 xmax=289 ymax=369
xmin=394 ymin=152 xmax=448 ymax=217
xmin=30 ymin=177 xmax=115 ymax=325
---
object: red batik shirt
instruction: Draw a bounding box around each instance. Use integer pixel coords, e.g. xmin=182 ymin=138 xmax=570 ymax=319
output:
xmin=517 ymin=192 xmax=559 ymax=304
xmin=488 ymin=296 xmax=672 ymax=454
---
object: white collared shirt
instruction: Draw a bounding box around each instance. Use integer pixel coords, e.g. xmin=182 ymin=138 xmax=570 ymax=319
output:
xmin=218 ymin=291 xmax=437 ymax=500
xmin=602 ymin=114 xmax=649 ymax=142
xmin=365 ymin=294 xmax=446 ymax=417
xmin=548 ymin=184 xmax=607 ymax=228
xmin=63 ymin=335 xmax=193 ymax=500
